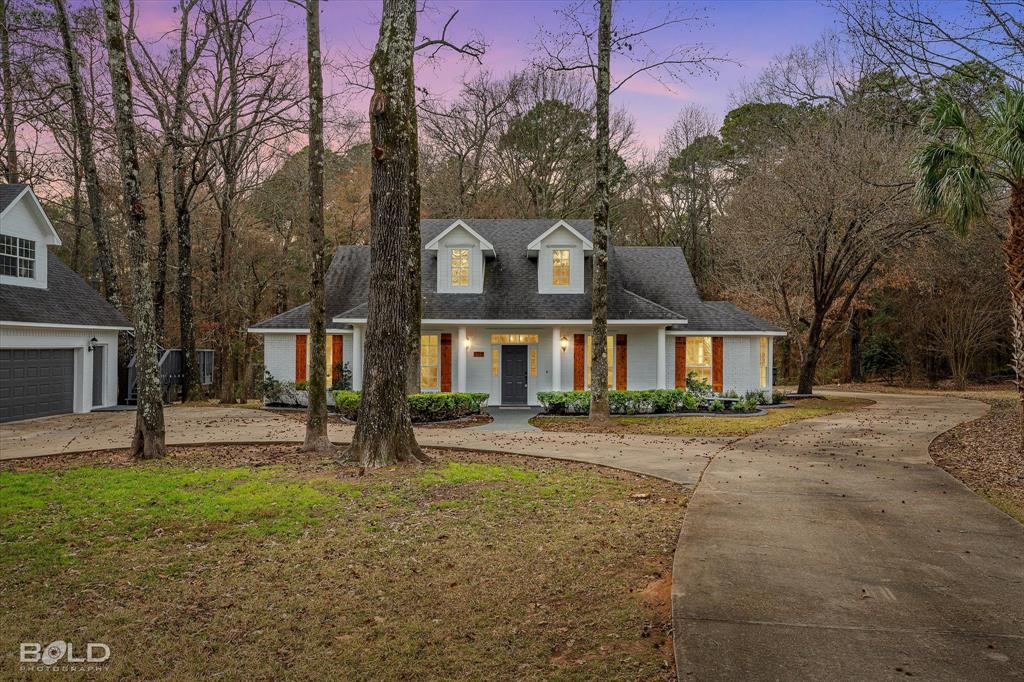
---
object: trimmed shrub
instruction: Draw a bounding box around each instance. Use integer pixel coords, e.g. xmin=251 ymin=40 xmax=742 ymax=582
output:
xmin=331 ymin=391 xmax=489 ymax=423
xmin=539 ymin=389 xmax=708 ymax=416
xmin=771 ymin=390 xmax=786 ymax=405
xmin=708 ymin=400 xmax=725 ymax=413
xmin=685 ymin=372 xmax=713 ymax=397
xmin=294 ymin=380 xmax=309 ymax=391
xmin=732 ymin=396 xmax=759 ymax=413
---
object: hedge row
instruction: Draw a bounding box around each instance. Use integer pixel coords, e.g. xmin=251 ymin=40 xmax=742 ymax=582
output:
xmin=537 ymin=389 xmax=764 ymax=415
xmin=332 ymin=391 xmax=489 ymax=422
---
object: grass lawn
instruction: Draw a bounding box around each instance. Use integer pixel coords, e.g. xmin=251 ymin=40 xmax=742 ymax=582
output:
xmin=931 ymin=398 xmax=1024 ymax=524
xmin=529 ymin=397 xmax=872 ymax=437
xmin=0 ymin=446 xmax=684 ymax=680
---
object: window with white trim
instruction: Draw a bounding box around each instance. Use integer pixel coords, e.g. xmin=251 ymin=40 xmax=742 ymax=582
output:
xmin=420 ymin=334 xmax=440 ymax=389
xmin=0 ymin=235 xmax=35 ymax=278
xmin=450 ymin=248 xmax=470 ymax=287
xmin=686 ymin=337 xmax=712 ymax=384
xmin=552 ymin=248 xmax=570 ymax=286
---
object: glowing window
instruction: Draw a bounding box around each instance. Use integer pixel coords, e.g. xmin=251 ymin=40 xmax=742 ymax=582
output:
xmin=552 ymin=249 xmax=570 ymax=286
xmin=585 ymin=335 xmax=615 ymax=388
xmin=420 ymin=334 xmax=440 ymax=389
xmin=759 ymin=337 xmax=769 ymax=389
xmin=490 ymin=334 xmax=539 ymax=344
xmin=450 ymin=248 xmax=470 ymax=287
xmin=686 ymin=337 xmax=712 ymax=384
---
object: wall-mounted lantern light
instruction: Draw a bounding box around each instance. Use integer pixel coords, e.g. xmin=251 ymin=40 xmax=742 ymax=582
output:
xmin=464 ymin=337 xmax=472 ymax=349
xmin=560 ymin=336 xmax=568 ymax=352
xmin=87 ymin=337 xmax=98 ymax=352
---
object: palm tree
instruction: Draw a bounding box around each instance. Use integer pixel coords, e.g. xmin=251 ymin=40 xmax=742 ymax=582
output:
xmin=914 ymin=87 xmax=1024 ymax=440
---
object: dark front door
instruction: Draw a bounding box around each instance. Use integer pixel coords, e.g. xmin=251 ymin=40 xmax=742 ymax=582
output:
xmin=92 ymin=346 xmax=104 ymax=407
xmin=500 ymin=345 xmax=529 ymax=405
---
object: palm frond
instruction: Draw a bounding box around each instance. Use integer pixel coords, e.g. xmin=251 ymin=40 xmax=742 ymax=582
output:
xmin=913 ymin=140 xmax=990 ymax=236
xmin=921 ymin=89 xmax=972 ymax=142
xmin=989 ymin=86 xmax=1024 ymax=181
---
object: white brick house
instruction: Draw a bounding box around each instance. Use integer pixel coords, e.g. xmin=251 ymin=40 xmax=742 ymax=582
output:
xmin=249 ymin=219 xmax=784 ymax=406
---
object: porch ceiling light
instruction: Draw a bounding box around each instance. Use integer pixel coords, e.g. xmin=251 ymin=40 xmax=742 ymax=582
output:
xmin=560 ymin=336 xmax=568 ymax=352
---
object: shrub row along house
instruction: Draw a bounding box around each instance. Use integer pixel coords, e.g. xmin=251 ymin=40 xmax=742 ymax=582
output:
xmin=0 ymin=185 xmax=131 ymax=422
xmin=251 ymin=219 xmax=783 ymax=406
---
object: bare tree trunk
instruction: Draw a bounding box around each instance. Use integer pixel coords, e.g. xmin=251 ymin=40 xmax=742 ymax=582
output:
xmin=0 ymin=0 xmax=16 ymax=183
xmin=54 ymin=0 xmax=121 ymax=305
xmin=174 ymin=175 xmax=199 ymax=400
xmin=797 ymin=315 xmax=824 ymax=395
xmin=153 ymin=154 xmax=171 ymax=344
xmin=215 ymin=174 xmax=236 ymax=403
xmin=588 ymin=0 xmax=612 ymax=424
xmin=1005 ymin=185 xmax=1024 ymax=447
xmin=303 ymin=0 xmax=331 ymax=452
xmin=344 ymin=0 xmax=424 ymax=468
xmin=405 ymin=65 xmax=422 ymax=396
xmin=70 ymin=161 xmax=84 ymax=270
xmin=101 ymin=0 xmax=165 ymax=459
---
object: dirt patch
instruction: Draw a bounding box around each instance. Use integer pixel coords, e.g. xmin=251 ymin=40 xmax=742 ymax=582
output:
xmin=931 ymin=398 xmax=1023 ymax=524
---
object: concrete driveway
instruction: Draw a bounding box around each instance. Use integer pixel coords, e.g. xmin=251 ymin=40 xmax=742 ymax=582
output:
xmin=0 ymin=405 xmax=726 ymax=488
xmin=672 ymin=392 xmax=1024 ymax=681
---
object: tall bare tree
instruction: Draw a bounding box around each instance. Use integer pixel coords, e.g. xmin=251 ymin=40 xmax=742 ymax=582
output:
xmin=344 ymin=0 xmax=425 ymax=467
xmin=53 ymin=0 xmax=120 ymax=304
xmin=302 ymin=0 xmax=331 ymax=452
xmin=127 ymin=0 xmax=210 ymax=401
xmin=539 ymin=0 xmax=725 ymax=420
xmin=1 ymin=0 xmax=16 ymax=183
xmin=101 ymin=0 xmax=165 ymax=458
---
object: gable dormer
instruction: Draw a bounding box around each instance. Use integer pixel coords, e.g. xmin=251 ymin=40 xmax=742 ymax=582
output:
xmin=0 ymin=185 xmax=61 ymax=290
xmin=425 ymin=219 xmax=494 ymax=294
xmin=527 ymin=220 xmax=592 ymax=294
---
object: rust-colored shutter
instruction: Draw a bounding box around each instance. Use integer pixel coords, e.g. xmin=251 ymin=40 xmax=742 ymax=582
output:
xmin=615 ymin=334 xmax=627 ymax=390
xmin=573 ymin=334 xmax=585 ymax=390
xmin=295 ymin=334 xmax=307 ymax=382
xmin=440 ymin=333 xmax=452 ymax=392
xmin=674 ymin=337 xmax=687 ymax=388
xmin=331 ymin=335 xmax=343 ymax=383
xmin=712 ymin=337 xmax=724 ymax=393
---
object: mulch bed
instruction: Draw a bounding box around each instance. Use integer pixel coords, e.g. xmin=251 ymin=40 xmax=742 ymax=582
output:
xmin=930 ymin=398 xmax=1024 ymax=523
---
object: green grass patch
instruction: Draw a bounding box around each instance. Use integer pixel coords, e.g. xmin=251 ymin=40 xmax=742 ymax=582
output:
xmin=0 ymin=449 xmax=685 ymax=680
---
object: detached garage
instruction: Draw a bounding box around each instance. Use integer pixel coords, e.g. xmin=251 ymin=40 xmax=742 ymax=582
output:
xmin=0 ymin=184 xmax=131 ymax=423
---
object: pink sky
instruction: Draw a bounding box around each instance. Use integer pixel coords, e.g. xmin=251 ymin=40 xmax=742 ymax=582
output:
xmin=130 ymin=0 xmax=840 ymax=150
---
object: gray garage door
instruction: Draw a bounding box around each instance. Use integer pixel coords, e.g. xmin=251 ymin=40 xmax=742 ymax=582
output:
xmin=0 ymin=349 xmax=75 ymax=422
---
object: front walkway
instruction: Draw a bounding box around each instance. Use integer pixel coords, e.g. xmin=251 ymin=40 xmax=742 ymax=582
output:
xmin=672 ymin=392 xmax=1024 ymax=680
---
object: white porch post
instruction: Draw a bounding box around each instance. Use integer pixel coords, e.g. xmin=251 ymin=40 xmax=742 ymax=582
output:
xmin=457 ymin=326 xmax=467 ymax=392
xmin=656 ymin=326 xmax=666 ymax=389
xmin=352 ymin=325 xmax=363 ymax=390
xmin=551 ymin=326 xmax=561 ymax=391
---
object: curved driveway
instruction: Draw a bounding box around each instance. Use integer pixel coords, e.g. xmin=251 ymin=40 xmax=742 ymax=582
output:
xmin=672 ymin=392 xmax=1024 ymax=681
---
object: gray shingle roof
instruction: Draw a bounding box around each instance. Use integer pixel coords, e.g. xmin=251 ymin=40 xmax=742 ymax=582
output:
xmin=0 ymin=183 xmax=28 ymax=213
xmin=0 ymin=250 xmax=131 ymax=328
xmin=252 ymin=219 xmax=783 ymax=333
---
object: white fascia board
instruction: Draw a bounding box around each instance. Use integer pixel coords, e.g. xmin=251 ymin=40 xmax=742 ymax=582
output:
xmin=246 ymin=327 xmax=354 ymax=334
xmin=526 ymin=220 xmax=593 ymax=255
xmin=667 ymin=329 xmax=787 ymax=337
xmin=1 ymin=187 xmax=62 ymax=246
xmin=424 ymin=219 xmax=495 ymax=255
xmin=0 ymin=320 xmax=132 ymax=331
xmin=332 ymin=317 xmax=686 ymax=326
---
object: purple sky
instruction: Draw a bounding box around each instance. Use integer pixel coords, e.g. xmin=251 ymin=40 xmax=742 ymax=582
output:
xmin=132 ymin=0 xmax=841 ymax=150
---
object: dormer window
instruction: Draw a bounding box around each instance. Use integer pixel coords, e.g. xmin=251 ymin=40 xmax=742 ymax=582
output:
xmin=0 ymin=235 xmax=35 ymax=278
xmin=552 ymin=249 xmax=570 ymax=286
xmin=450 ymin=248 xmax=470 ymax=287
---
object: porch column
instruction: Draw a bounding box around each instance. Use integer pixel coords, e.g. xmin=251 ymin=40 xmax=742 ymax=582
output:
xmin=352 ymin=325 xmax=363 ymax=391
xmin=656 ymin=326 xmax=666 ymax=389
xmin=457 ymin=326 xmax=468 ymax=392
xmin=551 ymin=326 xmax=562 ymax=391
